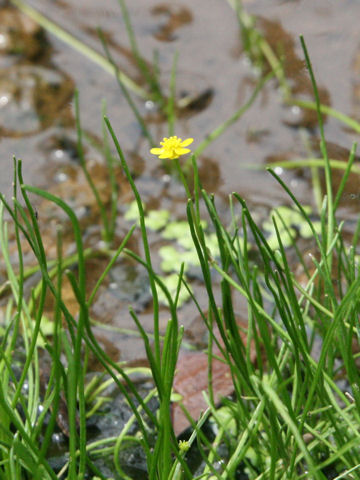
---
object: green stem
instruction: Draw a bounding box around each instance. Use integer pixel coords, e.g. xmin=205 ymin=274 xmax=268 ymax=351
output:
xmin=300 ymin=36 xmax=334 ymax=256
xmin=289 ymin=98 xmax=360 ymax=134
xmin=9 ymin=0 xmax=149 ymax=100
xmin=105 ymin=117 xmax=161 ymax=369
xmin=192 ymin=70 xmax=272 ymax=161
xmin=167 ymin=52 xmax=179 ymax=137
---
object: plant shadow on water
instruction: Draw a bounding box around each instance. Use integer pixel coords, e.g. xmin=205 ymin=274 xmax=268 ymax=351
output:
xmin=1 ymin=0 xmax=360 ymax=479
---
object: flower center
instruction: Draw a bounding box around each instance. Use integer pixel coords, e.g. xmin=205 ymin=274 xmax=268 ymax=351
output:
xmin=161 ymin=136 xmax=182 ymax=155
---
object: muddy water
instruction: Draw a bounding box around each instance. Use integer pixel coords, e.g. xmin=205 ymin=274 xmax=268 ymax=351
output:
xmin=1 ymin=0 xmax=360 ymax=363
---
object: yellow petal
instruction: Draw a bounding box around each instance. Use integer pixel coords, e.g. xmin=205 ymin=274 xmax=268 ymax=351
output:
xmin=150 ymin=147 xmax=164 ymax=155
xmin=180 ymin=138 xmax=193 ymax=147
xmin=175 ymin=148 xmax=191 ymax=155
xmin=159 ymin=153 xmax=173 ymax=159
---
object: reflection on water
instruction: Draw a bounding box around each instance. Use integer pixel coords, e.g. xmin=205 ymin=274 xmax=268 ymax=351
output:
xmin=150 ymin=3 xmax=192 ymax=42
xmin=0 ymin=65 xmax=74 ymax=136
xmin=0 ymin=5 xmax=47 ymax=64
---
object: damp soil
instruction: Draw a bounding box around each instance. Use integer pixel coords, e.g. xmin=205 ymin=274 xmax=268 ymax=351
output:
xmin=1 ymin=0 xmax=360 ymax=476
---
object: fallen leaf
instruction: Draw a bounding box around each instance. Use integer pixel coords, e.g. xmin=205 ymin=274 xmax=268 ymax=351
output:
xmin=172 ymin=319 xmax=256 ymax=436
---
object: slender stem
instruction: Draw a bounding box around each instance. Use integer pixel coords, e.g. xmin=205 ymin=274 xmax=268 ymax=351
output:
xmin=9 ymin=0 xmax=149 ymax=100
xmin=289 ymin=98 xmax=360 ymax=134
xmin=192 ymin=70 xmax=272 ymax=160
xmin=98 ymin=29 xmax=155 ymax=146
xmin=167 ymin=52 xmax=179 ymax=137
xmin=105 ymin=117 xmax=161 ymax=368
xmin=300 ymin=36 xmax=334 ymax=250
xmin=74 ymin=90 xmax=111 ymax=243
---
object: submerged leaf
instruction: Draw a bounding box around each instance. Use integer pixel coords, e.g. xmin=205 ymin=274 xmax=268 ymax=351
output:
xmin=263 ymin=205 xmax=320 ymax=249
xmin=124 ymin=200 xmax=142 ymax=222
xmin=162 ymin=219 xmax=207 ymax=240
xmin=157 ymin=273 xmax=191 ymax=307
xmin=159 ymin=245 xmax=200 ymax=273
xmin=146 ymin=209 xmax=170 ymax=231
xmin=266 ymin=227 xmax=296 ymax=250
xmin=299 ymin=220 xmax=321 ymax=238
xmin=162 ymin=221 xmax=191 ymax=240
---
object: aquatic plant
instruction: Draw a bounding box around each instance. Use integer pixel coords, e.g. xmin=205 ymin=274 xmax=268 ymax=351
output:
xmin=150 ymin=136 xmax=194 ymax=160
xmin=1 ymin=1 xmax=360 ymax=480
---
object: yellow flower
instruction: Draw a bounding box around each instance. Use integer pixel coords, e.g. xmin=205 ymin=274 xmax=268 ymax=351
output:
xmin=178 ymin=440 xmax=190 ymax=453
xmin=150 ymin=136 xmax=193 ymax=160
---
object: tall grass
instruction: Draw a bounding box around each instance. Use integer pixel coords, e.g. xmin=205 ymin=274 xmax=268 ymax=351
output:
xmin=2 ymin=105 xmax=360 ymax=479
xmin=1 ymin=2 xmax=360 ymax=479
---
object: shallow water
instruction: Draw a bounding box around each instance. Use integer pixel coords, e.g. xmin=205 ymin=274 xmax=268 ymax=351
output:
xmin=1 ymin=0 xmax=360 ymax=200
xmin=1 ymin=0 xmax=360 ymax=375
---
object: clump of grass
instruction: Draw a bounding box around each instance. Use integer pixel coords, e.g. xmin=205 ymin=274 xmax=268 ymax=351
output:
xmin=2 ymin=2 xmax=360 ymax=479
xmin=2 ymin=98 xmax=360 ymax=479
